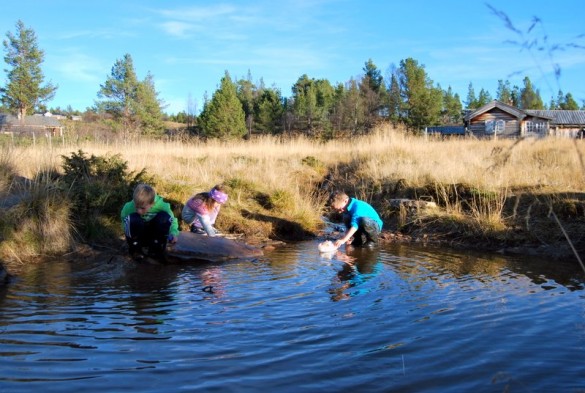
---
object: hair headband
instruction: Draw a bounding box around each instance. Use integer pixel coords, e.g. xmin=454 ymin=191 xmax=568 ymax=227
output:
xmin=210 ymin=188 xmax=228 ymax=204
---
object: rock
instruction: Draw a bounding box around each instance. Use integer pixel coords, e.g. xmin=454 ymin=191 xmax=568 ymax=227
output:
xmin=388 ymin=198 xmax=437 ymax=211
xmin=167 ymin=232 xmax=263 ymax=262
xmin=0 ymin=263 xmax=10 ymax=286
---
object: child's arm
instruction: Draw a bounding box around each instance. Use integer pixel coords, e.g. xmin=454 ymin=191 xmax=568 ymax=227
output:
xmin=196 ymin=214 xmax=217 ymax=236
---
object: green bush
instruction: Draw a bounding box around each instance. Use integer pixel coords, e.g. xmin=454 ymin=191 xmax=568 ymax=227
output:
xmin=60 ymin=150 xmax=150 ymax=240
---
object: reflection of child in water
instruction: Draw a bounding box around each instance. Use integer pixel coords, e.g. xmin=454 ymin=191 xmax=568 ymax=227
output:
xmin=328 ymin=248 xmax=380 ymax=302
xmin=201 ymin=267 xmax=226 ymax=298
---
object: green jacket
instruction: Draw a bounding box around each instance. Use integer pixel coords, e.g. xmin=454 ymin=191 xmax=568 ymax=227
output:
xmin=120 ymin=194 xmax=179 ymax=237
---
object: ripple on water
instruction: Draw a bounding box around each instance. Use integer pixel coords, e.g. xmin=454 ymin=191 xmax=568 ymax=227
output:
xmin=1 ymin=242 xmax=584 ymax=392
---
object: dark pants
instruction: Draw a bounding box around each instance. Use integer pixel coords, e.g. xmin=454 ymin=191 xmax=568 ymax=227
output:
xmin=124 ymin=212 xmax=172 ymax=257
xmin=344 ymin=216 xmax=381 ymax=246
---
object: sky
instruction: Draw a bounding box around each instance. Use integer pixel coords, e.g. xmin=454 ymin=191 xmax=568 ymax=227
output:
xmin=1 ymin=0 xmax=584 ymax=115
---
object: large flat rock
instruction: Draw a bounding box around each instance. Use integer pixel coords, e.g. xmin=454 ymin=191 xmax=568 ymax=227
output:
xmin=167 ymin=232 xmax=263 ymax=262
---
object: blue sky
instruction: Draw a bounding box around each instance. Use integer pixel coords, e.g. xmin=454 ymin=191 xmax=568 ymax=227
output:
xmin=2 ymin=0 xmax=584 ymax=115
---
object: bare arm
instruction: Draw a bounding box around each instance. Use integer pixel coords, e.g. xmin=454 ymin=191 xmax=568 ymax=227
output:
xmin=334 ymin=226 xmax=357 ymax=248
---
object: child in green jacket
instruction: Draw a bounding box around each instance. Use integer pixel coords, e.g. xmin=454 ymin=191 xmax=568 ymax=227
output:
xmin=121 ymin=183 xmax=179 ymax=261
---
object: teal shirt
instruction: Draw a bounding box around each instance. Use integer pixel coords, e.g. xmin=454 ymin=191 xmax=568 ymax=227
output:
xmin=120 ymin=194 xmax=179 ymax=237
xmin=346 ymin=198 xmax=383 ymax=231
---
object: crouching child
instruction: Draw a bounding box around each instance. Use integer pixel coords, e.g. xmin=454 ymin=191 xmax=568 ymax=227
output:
xmin=121 ymin=183 xmax=179 ymax=262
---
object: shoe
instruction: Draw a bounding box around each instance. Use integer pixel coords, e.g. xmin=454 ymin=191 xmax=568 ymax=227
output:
xmin=130 ymin=251 xmax=146 ymax=262
xmin=190 ymin=225 xmax=206 ymax=234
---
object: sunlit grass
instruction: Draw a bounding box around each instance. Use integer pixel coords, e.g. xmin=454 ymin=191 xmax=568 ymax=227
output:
xmin=3 ymin=123 xmax=585 ymax=268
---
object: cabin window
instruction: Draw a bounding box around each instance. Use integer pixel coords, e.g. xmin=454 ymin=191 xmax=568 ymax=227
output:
xmin=526 ymin=121 xmax=546 ymax=133
xmin=485 ymin=120 xmax=505 ymax=134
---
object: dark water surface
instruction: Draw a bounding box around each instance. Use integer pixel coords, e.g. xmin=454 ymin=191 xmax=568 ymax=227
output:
xmin=1 ymin=241 xmax=584 ymax=392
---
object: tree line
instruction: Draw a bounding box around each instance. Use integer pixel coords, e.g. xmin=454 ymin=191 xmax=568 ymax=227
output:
xmin=2 ymin=20 xmax=583 ymax=140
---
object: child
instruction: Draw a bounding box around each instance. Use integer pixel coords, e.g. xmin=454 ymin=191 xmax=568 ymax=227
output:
xmin=121 ymin=183 xmax=179 ymax=261
xmin=329 ymin=190 xmax=383 ymax=248
xmin=182 ymin=184 xmax=228 ymax=237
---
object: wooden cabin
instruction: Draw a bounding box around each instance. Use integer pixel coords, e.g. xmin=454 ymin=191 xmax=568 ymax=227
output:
xmin=464 ymin=100 xmax=585 ymax=139
xmin=0 ymin=113 xmax=63 ymax=137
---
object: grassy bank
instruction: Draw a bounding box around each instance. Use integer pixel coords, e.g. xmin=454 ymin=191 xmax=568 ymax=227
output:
xmin=2 ymin=123 xmax=585 ymax=273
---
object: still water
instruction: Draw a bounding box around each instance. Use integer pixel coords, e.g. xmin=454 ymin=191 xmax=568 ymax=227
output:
xmin=1 ymin=241 xmax=584 ymax=392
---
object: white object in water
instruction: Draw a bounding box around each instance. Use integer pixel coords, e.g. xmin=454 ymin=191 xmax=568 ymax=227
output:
xmin=318 ymin=240 xmax=338 ymax=253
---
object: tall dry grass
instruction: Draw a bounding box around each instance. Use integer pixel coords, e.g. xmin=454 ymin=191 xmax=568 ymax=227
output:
xmin=3 ymin=123 xmax=585 ymax=252
xmin=7 ymin=125 xmax=585 ymax=195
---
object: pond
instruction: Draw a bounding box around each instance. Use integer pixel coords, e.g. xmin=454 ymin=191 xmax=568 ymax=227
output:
xmin=1 ymin=241 xmax=584 ymax=392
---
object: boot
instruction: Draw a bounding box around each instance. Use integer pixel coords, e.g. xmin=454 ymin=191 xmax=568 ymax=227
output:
xmin=148 ymin=237 xmax=168 ymax=262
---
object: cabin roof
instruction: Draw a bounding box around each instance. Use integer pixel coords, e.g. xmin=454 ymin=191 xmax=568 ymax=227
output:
xmin=525 ymin=110 xmax=585 ymax=126
xmin=464 ymin=100 xmax=526 ymax=122
xmin=0 ymin=113 xmax=62 ymax=127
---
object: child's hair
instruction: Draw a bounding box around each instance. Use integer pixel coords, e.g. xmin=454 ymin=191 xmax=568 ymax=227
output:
xmin=195 ymin=184 xmax=228 ymax=210
xmin=329 ymin=190 xmax=349 ymax=206
xmin=133 ymin=184 xmax=156 ymax=206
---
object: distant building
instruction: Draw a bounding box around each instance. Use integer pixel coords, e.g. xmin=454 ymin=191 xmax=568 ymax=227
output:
xmin=0 ymin=112 xmax=63 ymax=136
xmin=426 ymin=100 xmax=585 ymax=139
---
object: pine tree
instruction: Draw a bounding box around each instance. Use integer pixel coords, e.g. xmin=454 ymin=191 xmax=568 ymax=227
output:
xmin=199 ymin=71 xmax=246 ymax=139
xmin=96 ymin=53 xmax=165 ymax=137
xmin=135 ymin=72 xmax=166 ymax=135
xmin=465 ymin=83 xmax=478 ymax=109
xmin=1 ymin=20 xmax=57 ymax=119
xmin=496 ymin=80 xmax=512 ymax=104
xmin=442 ymin=86 xmax=463 ymax=124
xmin=397 ymin=57 xmax=442 ymax=132
xmin=561 ymin=92 xmax=579 ymax=110
xmin=519 ymin=77 xmax=544 ymax=109
xmin=477 ymin=88 xmax=493 ymax=107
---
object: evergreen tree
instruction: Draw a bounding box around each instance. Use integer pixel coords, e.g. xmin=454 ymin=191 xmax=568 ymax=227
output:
xmin=465 ymin=82 xmax=478 ymax=109
xmin=254 ymin=87 xmax=284 ymax=135
xmin=363 ymin=58 xmax=384 ymax=94
xmin=340 ymin=78 xmax=364 ymax=135
xmin=236 ymin=70 xmax=257 ymax=136
xmin=386 ymin=71 xmax=402 ymax=124
xmin=199 ymin=71 xmax=246 ymax=139
xmin=396 ymin=57 xmax=442 ymax=132
xmin=1 ymin=20 xmax=57 ymax=119
xmin=96 ymin=53 xmax=165 ymax=138
xmin=496 ymin=80 xmax=512 ymax=104
xmin=519 ymin=76 xmax=544 ymax=109
xmin=561 ymin=92 xmax=579 ymax=110
xmin=135 ymin=72 xmax=166 ymax=135
xmin=477 ymin=88 xmax=493 ymax=107
xmin=442 ymin=86 xmax=463 ymax=124
xmin=555 ymin=89 xmax=565 ymax=109
xmin=511 ymin=85 xmax=521 ymax=107
xmin=291 ymin=75 xmax=333 ymax=135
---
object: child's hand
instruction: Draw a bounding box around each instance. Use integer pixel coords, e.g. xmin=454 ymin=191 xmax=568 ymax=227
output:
xmin=168 ymin=234 xmax=177 ymax=244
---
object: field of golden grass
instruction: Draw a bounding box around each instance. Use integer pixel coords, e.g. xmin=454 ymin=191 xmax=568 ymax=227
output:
xmin=2 ymin=123 xmax=585 ymax=268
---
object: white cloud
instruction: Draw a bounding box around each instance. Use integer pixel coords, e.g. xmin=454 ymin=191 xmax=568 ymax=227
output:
xmin=159 ymin=21 xmax=199 ymax=38
xmin=47 ymin=51 xmax=106 ymax=83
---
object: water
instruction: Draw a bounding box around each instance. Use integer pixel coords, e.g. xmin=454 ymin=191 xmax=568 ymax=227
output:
xmin=1 ymin=241 xmax=584 ymax=392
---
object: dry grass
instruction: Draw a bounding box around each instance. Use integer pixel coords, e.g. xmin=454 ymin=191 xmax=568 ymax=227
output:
xmin=3 ymin=123 xmax=585 ymax=265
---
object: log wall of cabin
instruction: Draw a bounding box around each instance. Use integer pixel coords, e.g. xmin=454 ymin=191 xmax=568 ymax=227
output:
xmin=467 ymin=108 xmax=520 ymax=138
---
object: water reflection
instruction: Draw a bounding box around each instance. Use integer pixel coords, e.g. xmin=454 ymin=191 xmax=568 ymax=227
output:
xmin=121 ymin=263 xmax=180 ymax=336
xmin=386 ymin=243 xmax=585 ymax=292
xmin=1 ymin=241 xmax=584 ymax=392
xmin=327 ymin=246 xmax=382 ymax=301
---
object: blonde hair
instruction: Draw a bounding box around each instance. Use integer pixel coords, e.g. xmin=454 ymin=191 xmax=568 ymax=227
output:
xmin=330 ymin=190 xmax=349 ymax=206
xmin=133 ymin=184 xmax=156 ymax=206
